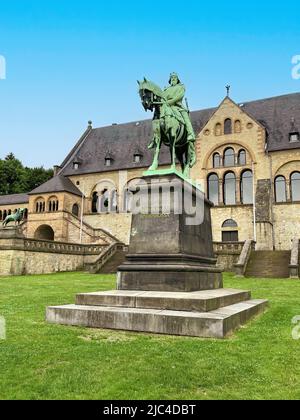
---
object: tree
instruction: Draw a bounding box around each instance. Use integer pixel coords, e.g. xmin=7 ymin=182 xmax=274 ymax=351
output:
xmin=0 ymin=154 xmax=53 ymax=195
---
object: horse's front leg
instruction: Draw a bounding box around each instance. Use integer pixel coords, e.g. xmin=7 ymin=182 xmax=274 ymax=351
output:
xmin=171 ymin=140 xmax=176 ymax=171
xmin=149 ymin=138 xmax=161 ymax=172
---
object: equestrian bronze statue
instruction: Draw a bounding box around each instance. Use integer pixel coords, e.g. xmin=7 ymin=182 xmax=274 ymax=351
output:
xmin=138 ymin=73 xmax=197 ymax=178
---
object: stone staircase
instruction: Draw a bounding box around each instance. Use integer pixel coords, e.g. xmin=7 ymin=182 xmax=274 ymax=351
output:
xmin=101 ymin=248 xmax=128 ymax=274
xmin=84 ymin=243 xmax=128 ymax=274
xmin=245 ymin=251 xmax=291 ymax=278
xmin=47 ymin=287 xmax=267 ymax=339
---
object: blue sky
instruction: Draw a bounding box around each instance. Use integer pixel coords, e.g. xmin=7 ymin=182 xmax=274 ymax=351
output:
xmin=0 ymin=0 xmax=300 ymax=168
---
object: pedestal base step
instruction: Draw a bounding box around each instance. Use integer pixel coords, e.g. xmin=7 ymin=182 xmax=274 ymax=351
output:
xmin=76 ymin=289 xmax=251 ymax=313
xmin=46 ymin=299 xmax=268 ymax=339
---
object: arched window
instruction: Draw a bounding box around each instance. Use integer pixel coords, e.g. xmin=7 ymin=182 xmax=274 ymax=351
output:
xmin=48 ymin=197 xmax=59 ymax=212
xmin=238 ymin=150 xmax=247 ymax=166
xmin=0 ymin=211 xmax=2 ymax=221
xmin=99 ymin=190 xmax=110 ymax=213
xmin=224 ymin=148 xmax=235 ymax=167
xmin=222 ymin=219 xmax=238 ymax=228
xmin=207 ymin=174 xmax=219 ymax=206
xmin=3 ymin=210 xmax=7 ymax=220
xmin=24 ymin=209 xmax=28 ymax=220
xmin=36 ymin=198 xmax=45 ymax=213
xmin=222 ymin=219 xmax=239 ymax=242
xmin=72 ymin=204 xmax=80 ymax=217
xmin=215 ymin=123 xmax=222 ymax=136
xmin=224 ymin=118 xmax=232 ymax=135
xmin=241 ymin=170 xmax=253 ymax=204
xmin=213 ymin=153 xmax=221 ymax=168
xmin=291 ymin=172 xmax=300 ymax=202
xmin=275 ymin=176 xmax=287 ymax=203
xmin=224 ymin=172 xmax=236 ymax=205
xmin=234 ymin=120 xmax=242 ymax=133
xmin=92 ymin=192 xmax=98 ymax=213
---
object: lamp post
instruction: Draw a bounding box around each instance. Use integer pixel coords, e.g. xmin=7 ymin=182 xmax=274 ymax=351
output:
xmin=80 ymin=186 xmax=85 ymax=244
xmin=252 ymin=162 xmax=257 ymax=245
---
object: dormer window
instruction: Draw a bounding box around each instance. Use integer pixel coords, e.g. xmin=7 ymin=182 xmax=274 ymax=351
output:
xmin=105 ymin=157 xmax=113 ymax=167
xmin=73 ymin=157 xmax=82 ymax=170
xmin=105 ymin=153 xmax=114 ymax=167
xmin=290 ymin=132 xmax=300 ymax=143
xmin=134 ymin=152 xmax=143 ymax=164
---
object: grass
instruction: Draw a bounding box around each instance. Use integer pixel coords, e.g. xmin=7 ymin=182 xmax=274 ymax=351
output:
xmin=0 ymin=272 xmax=300 ymax=400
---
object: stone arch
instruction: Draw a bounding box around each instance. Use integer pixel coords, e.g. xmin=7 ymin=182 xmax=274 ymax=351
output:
xmin=34 ymin=225 xmax=55 ymax=241
xmin=48 ymin=196 xmax=59 ymax=212
xmin=214 ymin=123 xmax=222 ymax=136
xmin=203 ymin=142 xmax=256 ymax=170
xmin=35 ymin=197 xmax=46 ymax=213
xmin=274 ymin=160 xmax=300 ymax=178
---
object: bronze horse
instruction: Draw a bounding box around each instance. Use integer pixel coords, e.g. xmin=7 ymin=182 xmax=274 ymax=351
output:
xmin=138 ymin=79 xmax=196 ymax=178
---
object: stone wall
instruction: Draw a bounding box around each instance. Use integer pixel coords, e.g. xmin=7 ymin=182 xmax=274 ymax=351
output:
xmin=84 ymin=213 xmax=132 ymax=245
xmin=273 ymin=204 xmax=300 ymax=250
xmin=213 ymin=242 xmax=244 ymax=271
xmin=0 ymin=228 xmax=108 ymax=276
xmin=211 ymin=206 xmax=254 ymax=243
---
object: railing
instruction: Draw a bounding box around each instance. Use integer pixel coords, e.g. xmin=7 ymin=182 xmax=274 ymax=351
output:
xmin=85 ymin=242 xmax=128 ymax=274
xmin=64 ymin=211 xmax=118 ymax=244
xmin=213 ymin=242 xmax=245 ymax=254
xmin=233 ymin=240 xmax=255 ymax=277
xmin=289 ymin=238 xmax=299 ymax=279
xmin=23 ymin=238 xmax=108 ymax=255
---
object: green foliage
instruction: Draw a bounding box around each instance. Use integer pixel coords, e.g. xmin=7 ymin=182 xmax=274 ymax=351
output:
xmin=0 ymin=272 xmax=300 ymax=400
xmin=0 ymin=153 xmax=53 ymax=195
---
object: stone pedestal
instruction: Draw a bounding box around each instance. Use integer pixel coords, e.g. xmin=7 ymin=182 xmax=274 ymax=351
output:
xmin=118 ymin=173 xmax=223 ymax=292
xmin=47 ymin=173 xmax=268 ymax=339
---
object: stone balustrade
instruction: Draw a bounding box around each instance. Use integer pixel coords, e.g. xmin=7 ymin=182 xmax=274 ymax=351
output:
xmin=23 ymin=238 xmax=107 ymax=255
xmin=213 ymin=242 xmax=245 ymax=254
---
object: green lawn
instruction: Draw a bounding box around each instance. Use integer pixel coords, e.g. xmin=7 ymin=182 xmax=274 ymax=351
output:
xmin=0 ymin=272 xmax=300 ymax=400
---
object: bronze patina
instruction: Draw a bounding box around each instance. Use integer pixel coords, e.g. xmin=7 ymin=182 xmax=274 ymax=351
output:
xmin=138 ymin=73 xmax=196 ymax=178
xmin=2 ymin=208 xmax=25 ymax=228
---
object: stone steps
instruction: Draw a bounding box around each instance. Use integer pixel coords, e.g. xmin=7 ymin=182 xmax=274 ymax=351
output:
xmin=46 ymin=299 xmax=268 ymax=339
xmin=76 ymin=289 xmax=251 ymax=313
xmin=246 ymin=251 xmax=291 ymax=278
xmin=100 ymin=250 xmax=127 ymax=274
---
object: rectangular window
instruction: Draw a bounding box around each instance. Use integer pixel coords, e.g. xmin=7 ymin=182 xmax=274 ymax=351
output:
xmin=222 ymin=231 xmax=239 ymax=242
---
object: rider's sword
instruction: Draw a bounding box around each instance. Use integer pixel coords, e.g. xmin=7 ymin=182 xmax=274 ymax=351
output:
xmin=185 ymin=98 xmax=190 ymax=114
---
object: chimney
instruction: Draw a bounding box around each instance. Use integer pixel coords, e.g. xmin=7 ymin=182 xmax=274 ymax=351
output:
xmin=53 ymin=165 xmax=61 ymax=176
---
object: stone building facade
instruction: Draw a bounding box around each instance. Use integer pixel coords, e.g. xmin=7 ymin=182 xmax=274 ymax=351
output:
xmin=1 ymin=92 xmax=300 ymax=253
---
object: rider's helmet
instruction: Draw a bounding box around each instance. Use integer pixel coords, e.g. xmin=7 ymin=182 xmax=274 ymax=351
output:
xmin=169 ymin=72 xmax=181 ymax=85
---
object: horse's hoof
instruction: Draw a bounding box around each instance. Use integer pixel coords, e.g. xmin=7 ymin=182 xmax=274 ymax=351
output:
xmin=149 ymin=165 xmax=158 ymax=171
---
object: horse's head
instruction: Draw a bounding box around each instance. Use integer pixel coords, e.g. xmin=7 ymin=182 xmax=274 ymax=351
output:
xmin=138 ymin=78 xmax=165 ymax=112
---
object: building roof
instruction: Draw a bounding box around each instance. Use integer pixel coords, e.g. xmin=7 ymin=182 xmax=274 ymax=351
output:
xmin=58 ymin=92 xmax=300 ymax=177
xmin=241 ymin=93 xmax=300 ymax=152
xmin=0 ymin=193 xmax=29 ymax=206
xmin=29 ymin=175 xmax=82 ymax=197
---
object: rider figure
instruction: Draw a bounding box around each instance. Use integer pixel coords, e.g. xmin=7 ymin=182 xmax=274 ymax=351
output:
xmin=149 ymin=72 xmax=196 ymax=149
